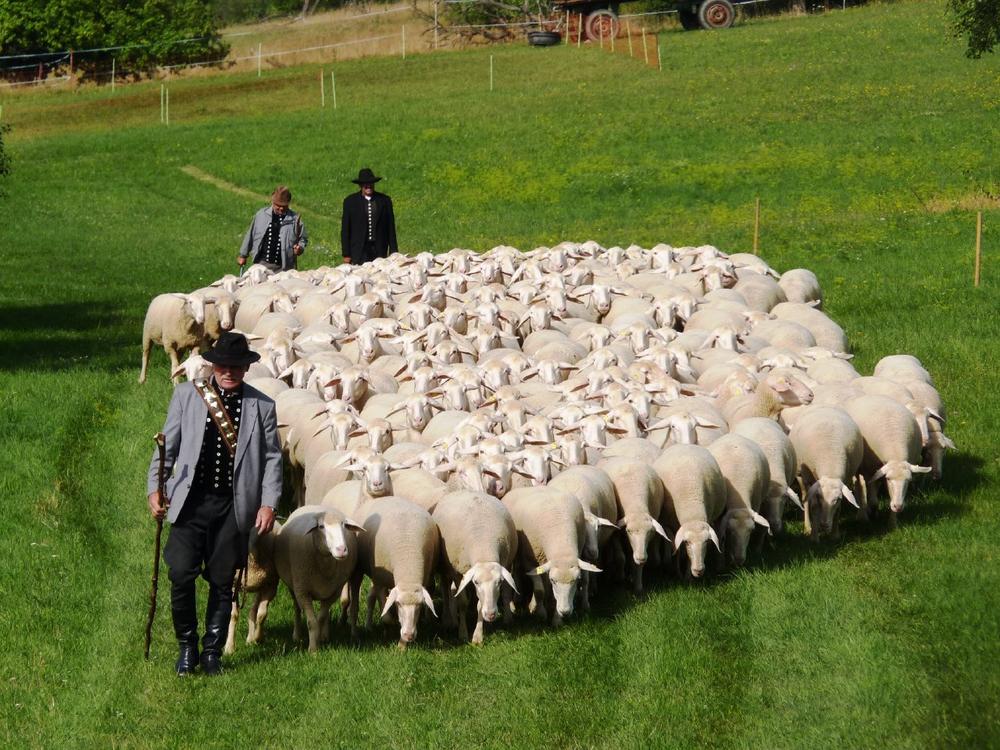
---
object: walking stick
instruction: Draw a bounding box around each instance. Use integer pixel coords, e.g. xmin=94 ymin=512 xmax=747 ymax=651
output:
xmin=144 ymin=432 xmax=169 ymax=659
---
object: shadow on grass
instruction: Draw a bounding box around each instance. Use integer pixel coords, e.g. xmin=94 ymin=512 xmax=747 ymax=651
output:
xmin=0 ymin=301 xmax=135 ymax=371
xmin=225 ymin=456 xmax=978 ymax=664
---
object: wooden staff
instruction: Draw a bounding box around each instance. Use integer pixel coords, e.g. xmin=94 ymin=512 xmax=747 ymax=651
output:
xmin=144 ymin=432 xmax=170 ymax=659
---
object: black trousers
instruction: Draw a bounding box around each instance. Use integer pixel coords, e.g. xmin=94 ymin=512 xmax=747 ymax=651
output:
xmin=164 ymin=490 xmax=246 ymax=607
xmin=351 ymin=240 xmax=384 ymax=265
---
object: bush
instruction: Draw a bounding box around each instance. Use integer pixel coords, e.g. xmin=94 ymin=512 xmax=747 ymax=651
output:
xmin=0 ymin=0 xmax=229 ymax=80
xmin=948 ymin=0 xmax=999 ymax=58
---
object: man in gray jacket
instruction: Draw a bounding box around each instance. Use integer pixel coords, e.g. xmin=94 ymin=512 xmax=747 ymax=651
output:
xmin=147 ymin=331 xmax=282 ymax=676
xmin=237 ymin=185 xmax=308 ymax=272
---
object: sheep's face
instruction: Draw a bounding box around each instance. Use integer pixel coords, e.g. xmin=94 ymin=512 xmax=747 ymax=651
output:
xmin=548 ymin=566 xmax=581 ymax=618
xmin=362 ymin=458 xmax=392 ymax=497
xmin=216 ymin=296 xmax=236 ymax=330
xmin=329 ymin=414 xmax=357 ymax=450
xmin=186 ymin=293 xmax=207 ymax=325
xmin=675 ymin=522 xmax=719 ymax=579
xmin=764 ymin=490 xmax=787 ymax=535
xmin=720 ymin=511 xmax=756 ymax=568
xmin=313 ymin=516 xmax=355 ymax=560
xmin=810 ymin=478 xmax=846 ymax=537
xmin=471 ymin=564 xmax=506 ymax=623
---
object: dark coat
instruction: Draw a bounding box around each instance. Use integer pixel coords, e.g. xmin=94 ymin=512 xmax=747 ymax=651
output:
xmin=340 ymin=191 xmax=398 ymax=264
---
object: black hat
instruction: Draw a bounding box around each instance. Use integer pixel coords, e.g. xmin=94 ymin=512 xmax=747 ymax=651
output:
xmin=351 ymin=168 xmax=382 ymax=185
xmin=202 ymin=331 xmax=261 ymax=367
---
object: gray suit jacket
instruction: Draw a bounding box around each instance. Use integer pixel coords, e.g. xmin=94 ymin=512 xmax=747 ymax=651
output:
xmin=147 ymin=382 xmax=283 ymax=533
xmin=238 ymin=206 xmax=308 ymax=271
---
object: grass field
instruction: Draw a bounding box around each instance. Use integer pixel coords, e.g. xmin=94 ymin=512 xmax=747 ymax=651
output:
xmin=1 ymin=0 xmax=998 ymax=746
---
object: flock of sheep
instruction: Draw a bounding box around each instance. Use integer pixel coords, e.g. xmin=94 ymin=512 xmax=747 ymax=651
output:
xmin=140 ymin=241 xmax=954 ymax=651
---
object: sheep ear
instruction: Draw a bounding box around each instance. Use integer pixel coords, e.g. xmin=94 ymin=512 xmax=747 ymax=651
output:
xmin=673 ymin=526 xmax=690 ymax=551
xmin=171 ymin=364 xmax=188 ymax=378
xmin=596 ymin=516 xmax=617 ymax=529
xmin=909 ymin=464 xmax=933 ymax=474
xmin=785 ymin=486 xmax=803 ymax=510
xmin=841 ymin=483 xmax=860 ymax=508
xmin=650 ymin=517 xmax=672 ymax=543
xmin=751 ymin=511 xmax=772 ymax=535
xmin=381 ymin=588 xmax=399 ymax=618
xmin=871 ymin=465 xmax=888 ymax=482
xmin=528 ymin=561 xmax=551 ymax=577
xmin=456 ymin=566 xmax=478 ymax=596
xmin=499 ymin=565 xmax=519 ymax=595
xmin=708 ymin=526 xmax=722 ymax=553
xmin=578 ymin=560 xmax=602 ymax=574
xmin=344 ymin=520 xmax=366 ymax=534
xmin=695 ymin=417 xmax=722 ymax=429
xmin=421 ymin=587 xmax=438 ymax=618
xmin=939 ymin=434 xmax=957 ymax=450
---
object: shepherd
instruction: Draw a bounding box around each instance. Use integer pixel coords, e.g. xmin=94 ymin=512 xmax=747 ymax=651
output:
xmin=237 ymin=185 xmax=308 ymax=272
xmin=146 ymin=331 xmax=282 ymax=676
xmin=340 ymin=167 xmax=398 ymax=265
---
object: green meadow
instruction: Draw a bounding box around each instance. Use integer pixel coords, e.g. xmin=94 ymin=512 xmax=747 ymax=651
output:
xmin=0 ymin=0 xmax=998 ymax=746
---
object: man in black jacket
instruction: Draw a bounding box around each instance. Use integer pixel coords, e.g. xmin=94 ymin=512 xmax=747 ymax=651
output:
xmin=340 ymin=168 xmax=398 ymax=265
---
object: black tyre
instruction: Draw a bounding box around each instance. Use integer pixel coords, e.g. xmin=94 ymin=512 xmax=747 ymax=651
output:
xmin=527 ymin=30 xmax=562 ymax=46
xmin=678 ymin=8 xmax=700 ymax=30
xmin=698 ymin=0 xmax=735 ymax=29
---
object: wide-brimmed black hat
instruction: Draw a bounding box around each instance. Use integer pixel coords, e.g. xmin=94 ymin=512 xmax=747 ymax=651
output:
xmin=351 ymin=168 xmax=382 ymax=185
xmin=202 ymin=331 xmax=261 ymax=367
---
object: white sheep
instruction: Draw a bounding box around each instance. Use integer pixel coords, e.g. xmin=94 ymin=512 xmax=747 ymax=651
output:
xmin=139 ymin=292 xmax=207 ymax=384
xmin=788 ymin=406 xmax=865 ymax=540
xmin=273 ymin=505 xmax=364 ymax=652
xmin=732 ymin=418 xmax=801 ymax=534
xmin=706 ymin=434 xmax=772 ymax=567
xmin=349 ymin=497 xmax=440 ymax=647
xmin=653 ymin=444 xmax=726 ymax=579
xmin=432 ymin=491 xmax=519 ymax=644
xmin=224 ymin=523 xmax=281 ymax=655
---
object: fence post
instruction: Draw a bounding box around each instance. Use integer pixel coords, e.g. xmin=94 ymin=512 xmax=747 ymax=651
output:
xmin=489 ymin=54 xmax=494 ymax=92
xmin=565 ymin=11 xmax=570 ymax=44
xmin=160 ymin=83 xmax=165 ymax=123
xmin=626 ymin=21 xmax=633 ymax=56
xmin=257 ymin=43 xmax=262 ymax=77
xmin=434 ymin=0 xmax=439 ymax=49
xmin=974 ymin=211 xmax=983 ymax=287
xmin=642 ymin=28 xmax=649 ymax=64
xmin=578 ymin=14 xmax=584 ymax=47
xmin=658 ymin=40 xmax=663 ymax=71
xmin=599 ymin=21 xmax=604 ymax=49
xmin=402 ymin=25 xmax=406 ymax=59
xmin=69 ymin=50 xmax=74 ymax=74
xmin=611 ymin=22 xmax=615 ymax=52
xmin=111 ymin=57 xmax=116 ymax=91
xmin=321 ymin=69 xmax=325 ymax=107
xmin=165 ymin=87 xmax=170 ymax=126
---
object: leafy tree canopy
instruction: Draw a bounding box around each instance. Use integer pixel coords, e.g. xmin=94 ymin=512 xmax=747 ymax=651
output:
xmin=948 ymin=0 xmax=999 ymax=57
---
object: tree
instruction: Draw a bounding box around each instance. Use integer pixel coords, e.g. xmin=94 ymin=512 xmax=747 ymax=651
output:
xmin=948 ymin=0 xmax=999 ymax=58
xmin=0 ymin=0 xmax=228 ymax=79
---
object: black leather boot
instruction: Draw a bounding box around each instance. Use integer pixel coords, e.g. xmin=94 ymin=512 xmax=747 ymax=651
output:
xmin=172 ymin=585 xmax=199 ymax=677
xmin=200 ymin=585 xmax=231 ymax=676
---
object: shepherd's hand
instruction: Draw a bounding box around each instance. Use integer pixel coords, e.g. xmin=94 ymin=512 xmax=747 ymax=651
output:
xmin=148 ymin=491 xmax=166 ymax=521
xmin=255 ymin=506 xmax=276 ymax=536
xmin=293 ymin=244 xmax=303 ymax=256
xmin=237 ymin=256 xmax=247 ymax=266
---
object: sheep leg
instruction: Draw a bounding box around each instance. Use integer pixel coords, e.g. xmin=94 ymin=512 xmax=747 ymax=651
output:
xmin=294 ymin=591 xmax=322 ymax=653
xmin=248 ymin=589 xmax=274 ymax=645
xmin=337 ymin=584 xmax=350 ymax=626
xmin=528 ymin=576 xmax=548 ymax=622
xmin=612 ymin=537 xmax=627 ymax=582
xmin=579 ymin=571 xmax=591 ymax=612
xmin=470 ymin=596 xmax=485 ymax=646
xmin=501 ymin=584 xmax=514 ymax=626
xmin=139 ymin=331 xmax=153 ymax=384
xmin=456 ymin=589 xmax=470 ymax=643
xmin=224 ymin=601 xmax=239 ymax=656
xmin=365 ymin=586 xmax=378 ymax=631
xmin=318 ymin=601 xmax=332 ymax=644
xmin=632 ymin=563 xmax=644 ymax=595
xmin=803 ymin=500 xmax=813 ymax=537
xmin=291 ymin=597 xmax=303 ymax=643
xmin=441 ymin=577 xmax=457 ymax=631
xmin=348 ymin=573 xmax=362 ymax=641
xmin=167 ymin=344 xmax=183 ymax=385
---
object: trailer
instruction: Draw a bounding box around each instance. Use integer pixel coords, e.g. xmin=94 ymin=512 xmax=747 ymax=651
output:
xmin=553 ymin=0 xmax=736 ymax=38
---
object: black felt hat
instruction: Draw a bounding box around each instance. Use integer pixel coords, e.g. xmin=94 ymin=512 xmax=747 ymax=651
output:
xmin=351 ymin=167 xmax=382 ymax=185
xmin=202 ymin=331 xmax=261 ymax=367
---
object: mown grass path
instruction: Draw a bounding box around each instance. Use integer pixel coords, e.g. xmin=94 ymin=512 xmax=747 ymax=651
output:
xmin=0 ymin=1 xmax=998 ymax=746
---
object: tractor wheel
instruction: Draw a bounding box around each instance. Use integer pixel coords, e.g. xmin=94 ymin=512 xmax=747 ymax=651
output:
xmin=585 ymin=9 xmax=620 ymax=42
xmin=697 ymin=0 xmax=735 ymax=29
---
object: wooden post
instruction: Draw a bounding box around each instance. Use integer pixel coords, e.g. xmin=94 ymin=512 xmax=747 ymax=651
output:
xmin=257 ymin=43 xmax=262 ymax=77
xmin=565 ymin=10 xmax=570 ymax=43
xmin=642 ymin=28 xmax=649 ymax=64
xmin=489 ymin=54 xmax=494 ymax=92
xmin=599 ymin=21 xmax=604 ymax=49
xmin=165 ymin=88 xmax=170 ymax=126
xmin=434 ymin=0 xmax=439 ymax=49
xmin=627 ymin=21 xmax=634 ymax=57
xmin=331 ymin=70 xmax=337 ymax=109
xmin=611 ymin=22 xmax=615 ymax=52
xmin=321 ymin=69 xmax=325 ymax=107
xmin=111 ymin=57 xmax=116 ymax=91
xmin=69 ymin=50 xmax=74 ymax=74
xmin=578 ymin=14 xmax=584 ymax=47
xmin=402 ymin=25 xmax=406 ymax=59
xmin=753 ymin=197 xmax=761 ymax=255
xmin=160 ymin=83 xmax=165 ymax=122
xmin=974 ymin=211 xmax=983 ymax=287
xmin=658 ymin=40 xmax=663 ymax=71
